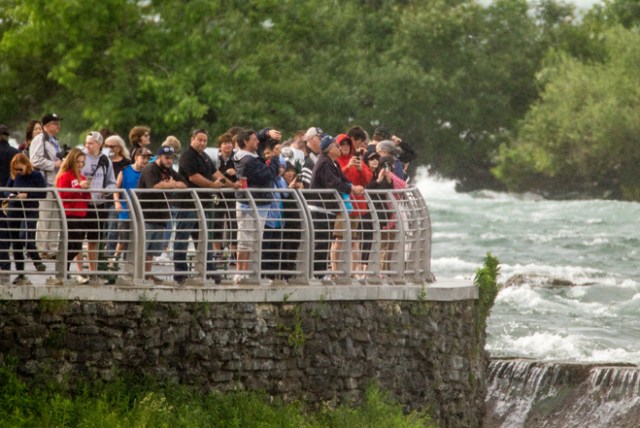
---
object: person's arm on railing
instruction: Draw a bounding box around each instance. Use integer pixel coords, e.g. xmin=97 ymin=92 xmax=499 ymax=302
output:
xmin=153 ymin=178 xmax=186 ymax=189
xmin=113 ymin=170 xmax=124 ymax=211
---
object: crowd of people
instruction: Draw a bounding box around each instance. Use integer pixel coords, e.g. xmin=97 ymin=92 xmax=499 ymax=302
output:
xmin=0 ymin=114 xmax=416 ymax=285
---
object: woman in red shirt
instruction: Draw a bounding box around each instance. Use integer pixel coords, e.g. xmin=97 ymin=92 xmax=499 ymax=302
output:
xmin=55 ymin=148 xmax=91 ymax=276
xmin=335 ymin=134 xmax=373 ymax=275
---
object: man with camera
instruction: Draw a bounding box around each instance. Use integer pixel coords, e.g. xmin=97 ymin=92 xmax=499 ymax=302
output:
xmin=29 ymin=113 xmax=65 ymax=258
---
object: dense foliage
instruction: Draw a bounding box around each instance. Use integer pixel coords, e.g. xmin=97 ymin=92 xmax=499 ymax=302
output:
xmin=0 ymin=0 xmax=638 ymax=197
xmin=0 ymin=365 xmax=434 ymax=428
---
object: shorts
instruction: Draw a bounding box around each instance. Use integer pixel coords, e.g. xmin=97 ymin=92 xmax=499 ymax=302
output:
xmin=144 ymin=222 xmax=166 ymax=257
xmin=333 ymin=214 xmax=360 ymax=240
xmin=84 ymin=206 xmax=108 ymax=240
xmin=117 ymin=220 xmax=132 ymax=243
xmin=236 ymin=203 xmax=267 ymax=252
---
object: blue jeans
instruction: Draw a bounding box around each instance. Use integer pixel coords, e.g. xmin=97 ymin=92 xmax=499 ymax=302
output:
xmin=173 ymin=209 xmax=215 ymax=281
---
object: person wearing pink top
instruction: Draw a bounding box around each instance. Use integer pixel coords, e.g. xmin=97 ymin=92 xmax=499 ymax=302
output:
xmin=367 ymin=153 xmax=407 ymax=273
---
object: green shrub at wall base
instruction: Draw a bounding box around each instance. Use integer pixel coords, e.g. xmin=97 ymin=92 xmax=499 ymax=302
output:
xmin=0 ymin=366 xmax=434 ymax=428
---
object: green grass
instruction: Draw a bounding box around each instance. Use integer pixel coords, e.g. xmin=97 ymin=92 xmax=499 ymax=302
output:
xmin=0 ymin=366 xmax=434 ymax=428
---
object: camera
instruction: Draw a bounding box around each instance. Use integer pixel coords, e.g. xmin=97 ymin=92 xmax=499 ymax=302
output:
xmin=384 ymin=162 xmax=391 ymax=172
xmin=296 ymin=174 xmax=304 ymax=182
xmin=56 ymin=144 xmax=71 ymax=160
xmin=355 ymin=153 xmax=361 ymax=160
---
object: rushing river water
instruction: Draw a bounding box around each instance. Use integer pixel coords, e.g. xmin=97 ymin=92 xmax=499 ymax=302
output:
xmin=416 ymin=169 xmax=640 ymax=364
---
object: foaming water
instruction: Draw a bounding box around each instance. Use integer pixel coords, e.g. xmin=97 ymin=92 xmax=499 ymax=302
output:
xmin=417 ymin=169 xmax=640 ymax=364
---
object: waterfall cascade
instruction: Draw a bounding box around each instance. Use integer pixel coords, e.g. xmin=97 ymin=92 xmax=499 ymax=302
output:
xmin=484 ymin=358 xmax=640 ymax=428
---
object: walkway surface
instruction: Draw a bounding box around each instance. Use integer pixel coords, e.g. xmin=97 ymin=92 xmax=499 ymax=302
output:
xmin=0 ymin=258 xmax=474 ymax=303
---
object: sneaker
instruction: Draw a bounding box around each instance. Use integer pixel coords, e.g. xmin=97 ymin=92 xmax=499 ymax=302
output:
xmin=12 ymin=275 xmax=27 ymax=285
xmin=75 ymin=275 xmax=90 ymax=285
xmin=154 ymin=252 xmax=171 ymax=264
xmin=233 ymin=274 xmax=250 ymax=284
xmin=207 ymin=274 xmax=222 ymax=285
xmin=35 ymin=262 xmax=46 ymax=272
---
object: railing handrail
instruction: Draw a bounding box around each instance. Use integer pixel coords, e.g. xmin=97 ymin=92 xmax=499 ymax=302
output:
xmin=0 ymin=186 xmax=432 ymax=286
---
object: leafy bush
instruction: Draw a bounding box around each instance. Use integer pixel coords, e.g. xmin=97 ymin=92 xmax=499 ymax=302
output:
xmin=0 ymin=366 xmax=434 ymax=428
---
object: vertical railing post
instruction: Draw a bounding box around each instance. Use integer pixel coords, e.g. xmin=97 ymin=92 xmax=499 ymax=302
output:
xmin=129 ymin=189 xmax=146 ymax=283
xmin=50 ymin=189 xmax=68 ymax=282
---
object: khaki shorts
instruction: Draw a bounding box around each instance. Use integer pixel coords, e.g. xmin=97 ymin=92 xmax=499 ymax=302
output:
xmin=333 ymin=214 xmax=360 ymax=240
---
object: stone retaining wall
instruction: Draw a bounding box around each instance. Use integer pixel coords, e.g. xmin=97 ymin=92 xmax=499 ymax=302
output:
xmin=0 ymin=290 xmax=486 ymax=427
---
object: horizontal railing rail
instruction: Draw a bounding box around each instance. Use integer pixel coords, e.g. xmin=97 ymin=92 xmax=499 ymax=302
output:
xmin=0 ymin=186 xmax=432 ymax=286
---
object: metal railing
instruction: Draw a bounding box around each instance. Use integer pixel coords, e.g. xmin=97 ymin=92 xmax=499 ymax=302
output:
xmin=0 ymin=186 xmax=432 ymax=286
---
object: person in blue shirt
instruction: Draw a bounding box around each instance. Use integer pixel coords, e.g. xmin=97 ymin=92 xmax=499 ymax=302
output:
xmin=112 ymin=146 xmax=152 ymax=264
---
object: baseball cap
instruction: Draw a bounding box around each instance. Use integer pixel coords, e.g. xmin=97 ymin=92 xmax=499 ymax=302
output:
xmin=42 ymin=113 xmax=63 ymax=125
xmin=157 ymin=146 xmax=175 ymax=156
xmin=320 ymin=135 xmax=334 ymax=153
xmin=304 ymin=127 xmax=323 ymax=140
xmin=87 ymin=131 xmax=103 ymax=145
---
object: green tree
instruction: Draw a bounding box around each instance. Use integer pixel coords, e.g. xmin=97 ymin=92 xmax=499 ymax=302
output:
xmin=493 ymin=26 xmax=640 ymax=199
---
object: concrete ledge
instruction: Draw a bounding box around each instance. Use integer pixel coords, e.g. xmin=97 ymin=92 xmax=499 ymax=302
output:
xmin=0 ymin=278 xmax=476 ymax=302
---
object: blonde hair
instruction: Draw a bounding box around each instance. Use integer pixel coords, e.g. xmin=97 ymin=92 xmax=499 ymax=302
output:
xmin=105 ymin=135 xmax=130 ymax=160
xmin=161 ymin=136 xmax=182 ymax=154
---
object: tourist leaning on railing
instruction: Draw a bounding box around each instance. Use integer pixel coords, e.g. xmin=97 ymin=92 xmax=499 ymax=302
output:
xmin=103 ymin=135 xmax=131 ymax=260
xmin=174 ymin=129 xmax=228 ymax=285
xmin=30 ymin=113 xmax=64 ymax=258
xmin=335 ymin=133 xmax=373 ymax=274
xmin=113 ymin=146 xmax=152 ymax=264
xmin=5 ymin=154 xmax=47 ymax=285
xmin=367 ymin=153 xmax=407 ymax=272
xmin=0 ymin=124 xmax=20 ymax=284
xmin=137 ymin=146 xmax=186 ymax=284
xmin=232 ymin=129 xmax=281 ymax=283
xmin=308 ymin=135 xmax=365 ymax=279
xmin=55 ymin=148 xmax=91 ymax=282
xmin=80 ymin=131 xmax=117 ymax=281
xmin=211 ymin=132 xmax=238 ymax=259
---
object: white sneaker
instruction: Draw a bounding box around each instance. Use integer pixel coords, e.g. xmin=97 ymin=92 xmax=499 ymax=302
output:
xmin=233 ymin=274 xmax=248 ymax=284
xmin=154 ymin=252 xmax=171 ymax=264
xmin=75 ymin=275 xmax=90 ymax=285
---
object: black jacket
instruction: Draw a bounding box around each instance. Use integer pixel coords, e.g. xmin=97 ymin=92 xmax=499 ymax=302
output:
xmin=308 ymin=154 xmax=352 ymax=212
